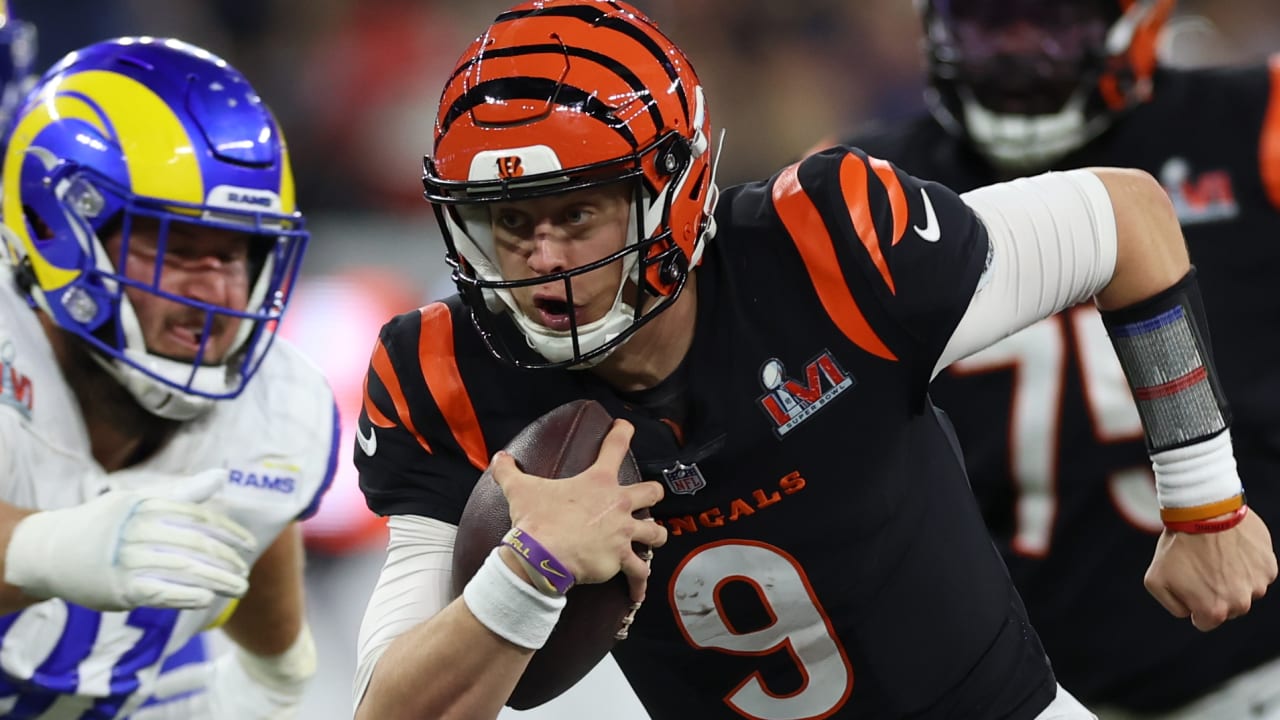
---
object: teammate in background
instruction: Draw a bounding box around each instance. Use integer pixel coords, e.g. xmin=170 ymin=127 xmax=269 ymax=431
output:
xmin=352 ymin=1 xmax=1275 ymax=718
xmin=0 ymin=37 xmax=335 ymax=717
xmin=814 ymin=0 xmax=1280 ymax=716
xmin=0 ymin=2 xmax=35 ymax=142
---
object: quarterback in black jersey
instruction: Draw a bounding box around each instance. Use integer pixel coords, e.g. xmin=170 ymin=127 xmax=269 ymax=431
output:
xmin=823 ymin=0 xmax=1280 ymax=716
xmin=351 ymin=2 xmax=1276 ymax=719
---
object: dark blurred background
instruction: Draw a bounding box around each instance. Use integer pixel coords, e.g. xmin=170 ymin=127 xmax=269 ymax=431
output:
xmin=21 ymin=0 xmax=1279 ymax=216
xmin=13 ymin=1 xmax=1277 ymax=717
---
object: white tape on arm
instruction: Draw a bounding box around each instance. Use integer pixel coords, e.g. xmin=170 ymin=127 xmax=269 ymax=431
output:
xmin=937 ymin=169 xmax=1118 ymax=376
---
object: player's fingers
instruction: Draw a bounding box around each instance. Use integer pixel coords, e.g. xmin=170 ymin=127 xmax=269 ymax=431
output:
xmin=119 ymin=547 xmax=250 ymax=598
xmin=138 ymin=499 xmax=258 ymax=554
xmin=626 ymin=481 xmax=665 ymax=513
xmin=593 ymin=420 xmax=635 ymax=472
xmin=490 ymin=451 xmax=524 ymax=491
xmin=124 ymin=577 xmax=217 ymax=610
xmin=1157 ymin=576 xmax=1236 ymax=631
xmin=123 ymin=523 xmax=250 ymax=575
xmin=1191 ymin=602 xmax=1231 ymax=632
xmin=1146 ymin=579 xmax=1192 ymax=620
xmin=633 ymin=517 xmax=668 ymax=549
xmin=621 ymin=552 xmax=651 ymax=603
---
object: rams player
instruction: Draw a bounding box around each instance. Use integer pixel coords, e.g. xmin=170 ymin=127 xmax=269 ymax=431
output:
xmin=0 ymin=38 xmax=333 ymax=717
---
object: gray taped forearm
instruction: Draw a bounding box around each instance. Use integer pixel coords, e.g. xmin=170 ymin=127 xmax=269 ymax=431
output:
xmin=1101 ymin=268 xmax=1230 ymax=452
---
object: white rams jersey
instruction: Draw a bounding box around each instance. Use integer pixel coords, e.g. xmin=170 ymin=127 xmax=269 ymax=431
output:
xmin=0 ymin=281 xmax=338 ymax=719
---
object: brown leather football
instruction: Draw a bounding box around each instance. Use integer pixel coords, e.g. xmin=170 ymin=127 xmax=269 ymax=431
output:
xmin=451 ymin=399 xmax=647 ymax=710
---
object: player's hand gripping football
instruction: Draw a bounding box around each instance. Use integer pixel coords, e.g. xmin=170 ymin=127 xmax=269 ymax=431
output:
xmin=492 ymin=419 xmax=668 ymax=602
xmin=1145 ymin=509 xmax=1277 ymax=631
xmin=4 ymin=468 xmax=258 ymax=611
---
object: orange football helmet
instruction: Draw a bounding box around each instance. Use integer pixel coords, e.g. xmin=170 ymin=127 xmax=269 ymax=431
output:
xmin=423 ymin=0 xmax=717 ymax=368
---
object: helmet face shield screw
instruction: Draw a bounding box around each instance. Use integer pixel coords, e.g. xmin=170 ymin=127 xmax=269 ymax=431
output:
xmin=62 ymin=286 xmax=99 ymax=324
xmin=66 ymin=178 xmax=106 ymax=219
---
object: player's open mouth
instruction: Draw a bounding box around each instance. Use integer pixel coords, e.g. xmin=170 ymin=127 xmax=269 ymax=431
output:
xmin=163 ymin=319 xmax=224 ymax=361
xmin=532 ymin=296 xmax=586 ymax=332
xmin=166 ymin=324 xmax=204 ymax=352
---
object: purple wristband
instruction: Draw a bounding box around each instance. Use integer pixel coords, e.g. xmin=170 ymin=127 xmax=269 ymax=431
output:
xmin=501 ymin=527 xmax=576 ymax=596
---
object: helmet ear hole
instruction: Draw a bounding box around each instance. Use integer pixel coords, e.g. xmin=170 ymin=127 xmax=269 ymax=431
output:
xmin=23 ymin=206 xmax=53 ymax=240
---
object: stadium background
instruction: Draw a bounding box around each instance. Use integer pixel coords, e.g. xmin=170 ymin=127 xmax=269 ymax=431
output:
xmin=11 ymin=1 xmax=1279 ymax=717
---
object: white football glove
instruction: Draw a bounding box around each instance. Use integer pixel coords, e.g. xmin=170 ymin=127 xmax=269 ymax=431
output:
xmin=4 ymin=469 xmax=257 ymax=611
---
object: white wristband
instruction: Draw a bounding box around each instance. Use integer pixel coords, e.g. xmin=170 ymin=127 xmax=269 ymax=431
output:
xmin=208 ymin=627 xmax=316 ymax=720
xmin=1152 ymin=430 xmax=1243 ymax=509
xmin=463 ymin=547 xmax=566 ymax=650
xmin=235 ymin=623 xmax=318 ymax=690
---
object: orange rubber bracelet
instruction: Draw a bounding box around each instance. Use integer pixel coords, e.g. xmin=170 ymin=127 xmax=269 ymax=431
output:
xmin=1159 ymin=494 xmax=1245 ymax=524
xmin=1164 ymin=505 xmax=1249 ymax=534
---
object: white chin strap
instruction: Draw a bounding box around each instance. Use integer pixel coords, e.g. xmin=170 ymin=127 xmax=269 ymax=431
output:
xmin=960 ymin=88 xmax=1105 ymax=172
xmin=95 ymin=354 xmax=217 ymax=421
xmin=510 ymin=295 xmax=638 ymax=368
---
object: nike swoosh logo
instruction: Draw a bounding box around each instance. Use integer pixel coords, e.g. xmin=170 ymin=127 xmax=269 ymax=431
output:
xmin=913 ymin=188 xmax=940 ymax=242
xmin=540 ymin=559 xmax=567 ymax=578
xmin=356 ymin=424 xmax=378 ymax=456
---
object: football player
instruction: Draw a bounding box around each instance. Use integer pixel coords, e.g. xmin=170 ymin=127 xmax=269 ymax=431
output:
xmin=0 ymin=2 xmax=34 ymax=144
xmin=352 ymin=1 xmax=1276 ymax=718
xmin=0 ymin=38 xmax=333 ymax=717
xmin=816 ymin=0 xmax=1280 ymax=715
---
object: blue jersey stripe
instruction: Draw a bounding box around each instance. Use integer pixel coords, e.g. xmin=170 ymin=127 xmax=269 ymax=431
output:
xmin=0 ymin=611 xmax=20 ymax=696
xmin=9 ymin=689 xmax=59 ymax=718
xmin=298 ymin=398 xmax=341 ymax=520
xmin=158 ymin=632 xmax=207 ymax=672
xmin=32 ymin=604 xmax=100 ymax=693
xmin=88 ymin=608 xmax=180 ymax=718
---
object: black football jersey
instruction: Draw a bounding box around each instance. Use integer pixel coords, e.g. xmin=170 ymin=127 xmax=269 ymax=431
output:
xmin=843 ymin=60 xmax=1280 ymax=712
xmin=356 ymin=148 xmax=1056 ymax=718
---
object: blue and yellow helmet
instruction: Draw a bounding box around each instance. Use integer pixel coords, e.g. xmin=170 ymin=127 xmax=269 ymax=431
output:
xmin=0 ymin=37 xmax=308 ymax=419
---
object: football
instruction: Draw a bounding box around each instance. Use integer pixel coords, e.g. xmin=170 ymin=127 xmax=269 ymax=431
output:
xmin=451 ymin=399 xmax=648 ymax=710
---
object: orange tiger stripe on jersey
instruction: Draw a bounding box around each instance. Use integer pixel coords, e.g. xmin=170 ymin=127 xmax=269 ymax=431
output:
xmin=1261 ymin=54 xmax=1280 ymax=210
xmin=368 ymin=338 xmax=432 ymax=453
xmin=419 ymin=302 xmax=489 ymax=471
xmin=869 ymin=157 xmax=909 ymax=246
xmin=362 ymin=372 xmax=396 ymax=430
xmin=773 ymin=162 xmax=898 ymax=362
xmin=837 ymin=154 xmax=895 ymax=294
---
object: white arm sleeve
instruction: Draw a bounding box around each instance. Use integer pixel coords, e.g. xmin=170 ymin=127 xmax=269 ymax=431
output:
xmin=352 ymin=514 xmax=458 ymax=713
xmin=934 ymin=169 xmax=1119 ymax=377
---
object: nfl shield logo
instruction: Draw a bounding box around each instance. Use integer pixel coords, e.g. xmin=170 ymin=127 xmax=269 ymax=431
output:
xmin=662 ymin=461 xmax=706 ymax=496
